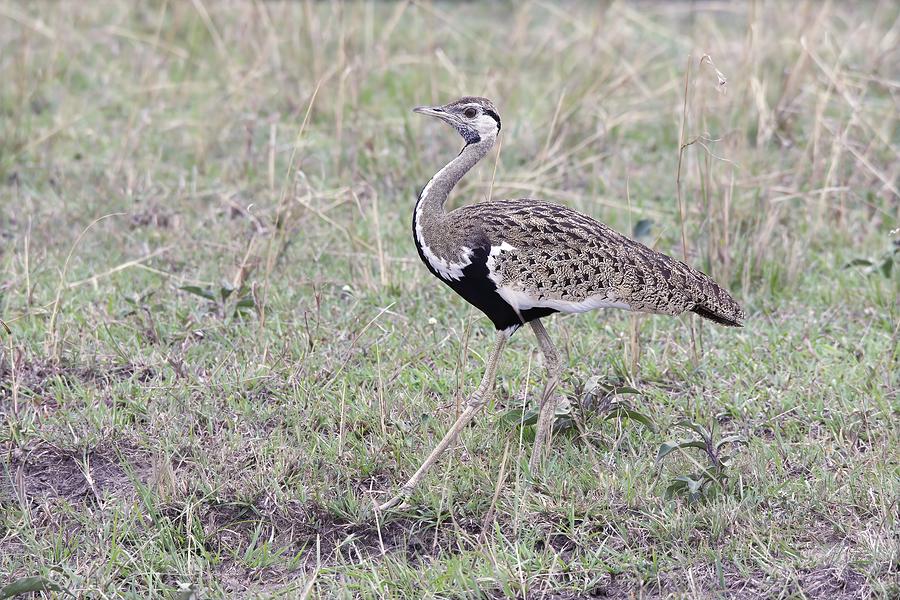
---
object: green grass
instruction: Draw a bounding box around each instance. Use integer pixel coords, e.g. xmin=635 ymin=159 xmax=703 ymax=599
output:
xmin=1 ymin=1 xmax=898 ymax=598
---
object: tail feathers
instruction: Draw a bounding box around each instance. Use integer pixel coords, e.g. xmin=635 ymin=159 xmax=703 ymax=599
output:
xmin=692 ymin=304 xmax=743 ymax=327
xmin=687 ymin=269 xmax=745 ymax=327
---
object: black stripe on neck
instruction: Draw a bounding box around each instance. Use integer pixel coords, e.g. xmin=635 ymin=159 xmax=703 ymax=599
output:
xmin=483 ymin=108 xmax=501 ymax=131
xmin=461 ymin=129 xmax=481 ymax=145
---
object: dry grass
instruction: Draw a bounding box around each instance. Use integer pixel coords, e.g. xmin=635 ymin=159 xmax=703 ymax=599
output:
xmin=0 ymin=1 xmax=898 ymax=598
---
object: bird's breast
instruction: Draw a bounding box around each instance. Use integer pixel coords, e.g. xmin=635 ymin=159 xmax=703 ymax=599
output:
xmin=413 ymin=208 xmax=490 ymax=283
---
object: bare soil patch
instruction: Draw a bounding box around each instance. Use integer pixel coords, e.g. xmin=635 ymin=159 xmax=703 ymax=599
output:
xmin=2 ymin=442 xmax=148 ymax=505
xmin=200 ymin=499 xmax=469 ymax=568
xmin=502 ymin=561 xmax=871 ymax=600
xmin=0 ymin=354 xmax=156 ymax=403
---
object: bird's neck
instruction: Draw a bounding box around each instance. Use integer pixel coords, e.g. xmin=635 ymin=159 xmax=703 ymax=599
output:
xmin=415 ymin=138 xmax=493 ymax=223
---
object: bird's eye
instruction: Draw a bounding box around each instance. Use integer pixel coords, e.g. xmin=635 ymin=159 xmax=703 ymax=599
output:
xmin=463 ymin=107 xmax=477 ymax=119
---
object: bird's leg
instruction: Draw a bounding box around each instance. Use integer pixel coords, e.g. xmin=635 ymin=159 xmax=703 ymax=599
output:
xmin=378 ymin=331 xmax=508 ymax=511
xmin=528 ymin=319 xmax=562 ymax=474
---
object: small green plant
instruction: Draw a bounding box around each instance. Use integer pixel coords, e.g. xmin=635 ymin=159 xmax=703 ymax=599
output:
xmin=500 ymin=375 xmax=655 ymax=437
xmin=632 ymin=218 xmax=654 ymax=242
xmin=844 ymin=237 xmax=899 ymax=279
xmin=179 ymin=282 xmax=257 ymax=319
xmin=573 ymin=376 xmax=656 ymax=434
xmin=656 ymin=420 xmax=745 ymax=502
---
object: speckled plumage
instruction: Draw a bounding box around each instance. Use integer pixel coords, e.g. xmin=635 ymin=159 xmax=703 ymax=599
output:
xmin=442 ymin=199 xmax=744 ymax=324
xmin=378 ymin=97 xmax=745 ymax=508
xmin=411 ymin=96 xmax=744 ymax=334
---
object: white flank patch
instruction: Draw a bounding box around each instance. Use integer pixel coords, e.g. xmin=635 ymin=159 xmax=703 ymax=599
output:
xmin=486 ymin=242 xmax=630 ymax=315
xmin=496 ymin=286 xmax=631 ymax=315
xmin=485 ymin=242 xmax=516 ymax=286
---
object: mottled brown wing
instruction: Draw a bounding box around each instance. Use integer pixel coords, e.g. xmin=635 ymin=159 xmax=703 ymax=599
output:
xmin=450 ymin=199 xmax=745 ymax=325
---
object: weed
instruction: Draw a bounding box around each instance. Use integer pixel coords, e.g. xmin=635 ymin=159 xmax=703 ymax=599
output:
xmin=655 ymin=419 xmax=746 ymax=502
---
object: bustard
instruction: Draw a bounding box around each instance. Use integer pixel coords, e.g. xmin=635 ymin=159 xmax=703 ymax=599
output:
xmin=378 ymin=96 xmax=744 ymax=511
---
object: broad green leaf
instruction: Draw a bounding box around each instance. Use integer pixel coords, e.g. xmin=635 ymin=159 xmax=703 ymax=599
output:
xmin=233 ymin=296 xmax=257 ymax=317
xmin=675 ymin=420 xmax=710 ymax=440
xmin=665 ymin=475 xmax=707 ymax=501
xmin=608 ymin=386 xmax=641 ymax=396
xmin=583 ymin=377 xmax=640 ymax=398
xmin=520 ymin=410 xmax=539 ymax=426
xmin=682 ymin=475 xmax=703 ymax=493
xmin=554 ymin=397 xmax=572 ymax=416
xmin=843 ymin=258 xmax=873 ymax=268
xmin=581 ymin=375 xmax=606 ymax=396
xmin=554 ymin=415 xmax=578 ymax=432
xmin=0 ymin=576 xmax=69 ymax=598
xmin=499 ymin=408 xmax=539 ymax=427
xmin=880 ymin=256 xmax=893 ymax=278
xmin=498 ymin=408 xmax=519 ymax=426
xmin=235 ymin=297 xmax=256 ymax=309
xmin=656 ymin=439 xmax=707 ymax=464
xmin=665 ymin=479 xmax=688 ymax=499
xmin=716 ymin=435 xmax=746 ymax=449
xmin=685 ymin=475 xmax=704 ymax=500
xmin=604 ymin=406 xmax=656 ymax=432
xmin=179 ymin=285 xmax=216 ymax=301
xmin=633 ymin=218 xmax=654 ymax=240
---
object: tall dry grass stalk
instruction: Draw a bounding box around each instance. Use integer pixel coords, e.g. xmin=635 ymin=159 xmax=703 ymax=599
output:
xmin=675 ymin=55 xmax=698 ymax=366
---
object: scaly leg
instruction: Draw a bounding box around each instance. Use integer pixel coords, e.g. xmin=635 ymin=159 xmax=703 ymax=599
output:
xmin=529 ymin=319 xmax=562 ymax=473
xmin=378 ymin=331 xmax=508 ymax=511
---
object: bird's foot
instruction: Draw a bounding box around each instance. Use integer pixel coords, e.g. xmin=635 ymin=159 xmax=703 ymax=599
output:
xmin=527 ymin=392 xmax=565 ymax=475
xmin=376 ymin=487 xmax=412 ymax=512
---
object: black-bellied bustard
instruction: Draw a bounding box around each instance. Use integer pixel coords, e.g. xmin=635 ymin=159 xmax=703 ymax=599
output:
xmin=378 ymin=96 xmax=744 ymax=511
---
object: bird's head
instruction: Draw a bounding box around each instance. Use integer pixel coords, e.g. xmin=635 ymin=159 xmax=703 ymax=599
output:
xmin=413 ymin=96 xmax=501 ymax=146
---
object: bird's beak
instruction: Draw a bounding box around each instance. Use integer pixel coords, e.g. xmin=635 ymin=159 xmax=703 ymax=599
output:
xmin=413 ymin=105 xmax=452 ymax=122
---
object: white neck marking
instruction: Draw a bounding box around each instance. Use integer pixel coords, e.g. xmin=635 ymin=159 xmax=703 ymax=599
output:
xmin=413 ymin=168 xmax=472 ymax=281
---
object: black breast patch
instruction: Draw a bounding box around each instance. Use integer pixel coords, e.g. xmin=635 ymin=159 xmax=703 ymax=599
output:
xmin=447 ymin=246 xmax=558 ymax=332
xmin=444 ymin=246 xmax=519 ymax=331
xmin=412 ymin=215 xmax=556 ymax=333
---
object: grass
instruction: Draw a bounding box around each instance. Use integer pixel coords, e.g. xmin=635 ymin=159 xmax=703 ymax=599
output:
xmin=1 ymin=1 xmax=898 ymax=598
